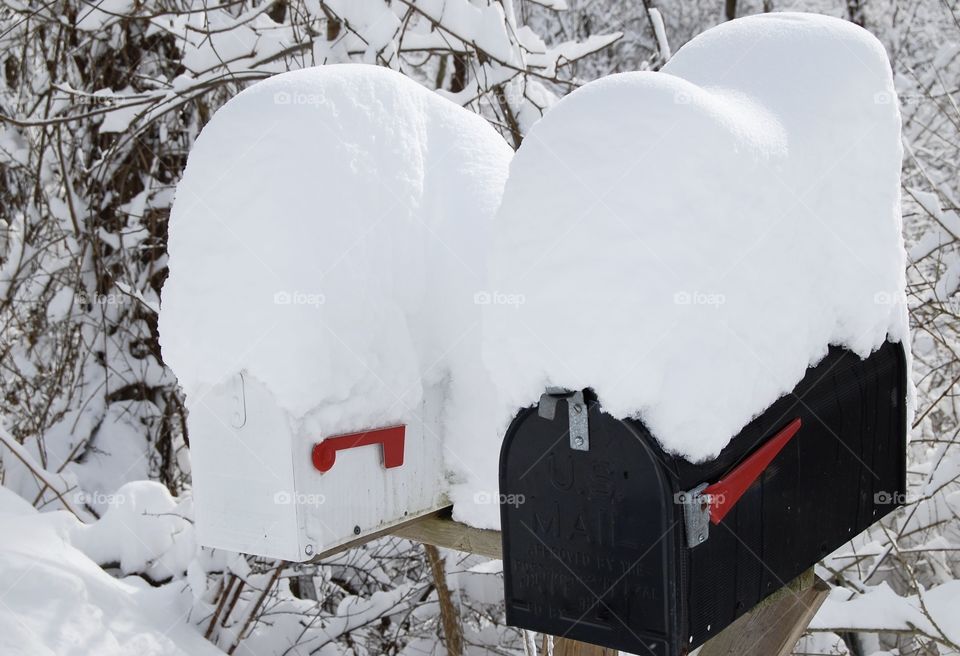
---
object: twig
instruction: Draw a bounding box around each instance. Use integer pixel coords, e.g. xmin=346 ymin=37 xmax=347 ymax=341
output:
xmin=0 ymin=427 xmax=90 ymax=522
xmin=228 ymin=562 xmax=286 ymax=655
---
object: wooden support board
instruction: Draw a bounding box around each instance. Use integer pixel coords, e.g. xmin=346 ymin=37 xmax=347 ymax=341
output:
xmin=396 ymin=511 xmax=830 ymax=656
xmin=393 ymin=508 xmax=502 ymax=559
xmin=553 ymin=637 xmax=617 ymax=656
xmin=308 ymin=505 xmax=454 ymax=562
xmin=311 ymin=507 xmax=828 ymax=656
xmin=696 ymin=571 xmax=830 ymax=656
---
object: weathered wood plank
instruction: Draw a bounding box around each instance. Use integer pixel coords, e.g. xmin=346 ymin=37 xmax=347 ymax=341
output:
xmin=309 ymin=505 xmax=452 ymax=561
xmin=696 ymin=572 xmax=830 ymax=656
xmin=393 ymin=509 xmax=502 ymax=559
xmin=553 ymin=637 xmax=617 ymax=656
xmin=309 ymin=505 xmax=501 ymax=561
xmin=382 ymin=511 xmax=828 ymax=656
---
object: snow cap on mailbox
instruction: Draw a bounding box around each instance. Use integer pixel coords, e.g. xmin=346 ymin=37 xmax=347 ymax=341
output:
xmin=160 ymin=64 xmax=512 ymax=561
xmin=484 ymin=12 xmax=909 ymax=463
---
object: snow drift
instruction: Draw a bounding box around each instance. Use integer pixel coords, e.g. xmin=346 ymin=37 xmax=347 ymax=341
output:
xmin=483 ymin=12 xmax=908 ymax=463
xmin=0 ymin=484 xmax=220 ymax=656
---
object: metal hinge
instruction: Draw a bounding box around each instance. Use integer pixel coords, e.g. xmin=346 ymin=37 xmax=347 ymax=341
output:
xmin=677 ymin=482 xmax=712 ymax=548
xmin=537 ymin=388 xmax=590 ymax=451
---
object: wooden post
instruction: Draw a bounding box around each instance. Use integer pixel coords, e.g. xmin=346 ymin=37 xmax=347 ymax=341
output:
xmin=553 ymin=637 xmax=617 ymax=656
xmin=424 ymin=544 xmax=464 ymax=656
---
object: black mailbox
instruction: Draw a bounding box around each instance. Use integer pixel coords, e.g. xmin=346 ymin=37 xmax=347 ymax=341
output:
xmin=499 ymin=341 xmax=907 ymax=655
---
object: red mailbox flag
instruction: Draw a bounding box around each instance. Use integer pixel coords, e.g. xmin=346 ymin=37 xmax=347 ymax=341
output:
xmin=704 ymin=418 xmax=802 ymax=524
xmin=312 ymin=426 xmax=406 ymax=473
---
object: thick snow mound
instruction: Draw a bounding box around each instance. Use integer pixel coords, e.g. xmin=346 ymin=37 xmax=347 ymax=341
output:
xmin=161 ymin=64 xmax=511 ymax=436
xmin=0 ymin=486 xmax=220 ymax=656
xmin=484 ymin=13 xmax=908 ymax=461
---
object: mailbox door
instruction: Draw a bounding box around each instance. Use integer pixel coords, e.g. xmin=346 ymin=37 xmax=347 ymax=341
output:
xmin=189 ymin=373 xmax=303 ymax=561
xmin=500 ymin=400 xmax=684 ymax=656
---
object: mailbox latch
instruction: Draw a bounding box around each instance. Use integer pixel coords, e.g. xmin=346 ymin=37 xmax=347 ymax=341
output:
xmin=538 ymin=388 xmax=590 ymax=451
xmin=678 ymin=483 xmax=712 ymax=547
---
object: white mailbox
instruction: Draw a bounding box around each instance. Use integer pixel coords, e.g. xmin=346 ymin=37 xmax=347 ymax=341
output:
xmin=159 ymin=64 xmax=513 ymax=560
xmin=189 ymin=374 xmax=447 ymax=562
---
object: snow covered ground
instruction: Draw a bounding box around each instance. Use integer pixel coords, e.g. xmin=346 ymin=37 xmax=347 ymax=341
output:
xmin=0 ymin=484 xmax=220 ymax=656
